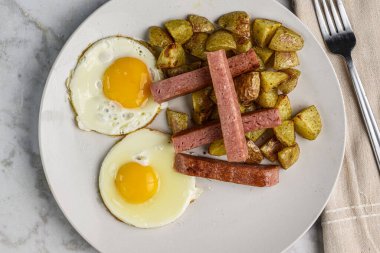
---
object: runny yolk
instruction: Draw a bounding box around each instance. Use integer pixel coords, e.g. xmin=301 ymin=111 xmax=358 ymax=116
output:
xmin=115 ymin=162 xmax=159 ymax=204
xmin=103 ymin=57 xmax=151 ymax=108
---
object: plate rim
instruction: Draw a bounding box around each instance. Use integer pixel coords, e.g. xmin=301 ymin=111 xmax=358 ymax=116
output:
xmin=38 ymin=0 xmax=347 ymax=252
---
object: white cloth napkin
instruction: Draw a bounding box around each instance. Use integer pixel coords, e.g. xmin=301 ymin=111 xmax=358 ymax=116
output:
xmin=293 ymin=1 xmax=380 ymax=252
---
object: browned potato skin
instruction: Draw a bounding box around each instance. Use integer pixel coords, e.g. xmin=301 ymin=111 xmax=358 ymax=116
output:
xmin=275 ymin=94 xmax=292 ymax=121
xmin=157 ymin=43 xmax=186 ymax=68
xmin=208 ymin=139 xmax=226 ymax=156
xmin=234 ymin=72 xmax=260 ymax=106
xmin=166 ymin=109 xmax=189 ymax=134
xmin=278 ymin=143 xmax=300 ymax=169
xmin=240 ymin=103 xmax=256 ymax=113
xmin=233 ymin=35 xmax=252 ymax=54
xmin=268 ymin=26 xmax=304 ymax=51
xmin=166 ymin=61 xmax=202 ymax=77
xmin=274 ymin=120 xmax=296 ymax=147
xmin=188 ymin=15 xmax=215 ymax=33
xmin=260 ymin=137 xmax=283 ymax=162
xmin=148 ymin=26 xmax=173 ymax=48
xmin=252 ymin=19 xmax=282 ymax=48
xmin=164 ymin=20 xmax=193 ymax=44
xmin=246 ymin=140 xmax=264 ymax=164
xmin=253 ymin=46 xmax=274 ymax=64
xmin=279 ymin=68 xmax=301 ymax=94
xmin=273 ymin=51 xmax=300 ymax=70
xmin=184 ymin=32 xmax=208 ymax=60
xmin=217 ymin=11 xmax=250 ymax=37
xmin=206 ymin=30 xmax=236 ymax=52
xmin=192 ymin=87 xmax=214 ymax=124
xmin=257 ymin=89 xmax=278 ymax=108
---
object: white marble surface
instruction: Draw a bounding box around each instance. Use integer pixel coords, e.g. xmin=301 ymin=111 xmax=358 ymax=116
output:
xmin=0 ymin=0 xmax=323 ymax=252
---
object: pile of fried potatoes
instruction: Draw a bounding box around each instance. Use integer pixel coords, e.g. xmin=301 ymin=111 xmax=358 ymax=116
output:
xmin=147 ymin=12 xmax=322 ymax=170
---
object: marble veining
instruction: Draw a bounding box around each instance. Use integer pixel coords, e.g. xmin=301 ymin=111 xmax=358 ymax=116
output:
xmin=0 ymin=0 xmax=322 ymax=252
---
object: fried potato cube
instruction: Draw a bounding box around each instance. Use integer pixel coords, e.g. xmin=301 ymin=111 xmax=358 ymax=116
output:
xmin=188 ymin=14 xmax=215 ymax=33
xmin=253 ymin=46 xmax=274 ymax=64
xmin=235 ymin=72 xmax=260 ymax=105
xmin=208 ymin=139 xmax=226 ymax=156
xmin=257 ymin=88 xmax=279 ymax=108
xmin=192 ymin=87 xmax=214 ymax=124
xmin=278 ymin=68 xmax=301 ymax=94
xmin=166 ymin=109 xmax=189 ymax=134
xmin=164 ymin=20 xmax=193 ymax=44
xmin=233 ymin=34 xmax=252 ymax=54
xmin=255 ymin=56 xmax=266 ymax=71
xmin=217 ymin=11 xmax=250 ymax=37
xmin=157 ymin=43 xmax=186 ymax=68
xmin=206 ymin=30 xmax=236 ymax=52
xmin=273 ymin=51 xmax=300 ymax=70
xmin=268 ymin=26 xmax=304 ymax=51
xmin=184 ymin=32 xmax=208 ymax=60
xmin=274 ymin=120 xmax=296 ymax=147
xmin=148 ymin=26 xmax=173 ymax=48
xmin=260 ymin=71 xmax=289 ymax=92
xmin=245 ymin=129 xmax=266 ymax=142
xmin=240 ymin=103 xmax=256 ymax=113
xmin=260 ymin=137 xmax=283 ymax=162
xmin=275 ymin=94 xmax=292 ymax=121
xmin=293 ymin=105 xmax=322 ymax=140
xmin=252 ymin=19 xmax=282 ymax=48
xmin=166 ymin=61 xmax=202 ymax=77
xmin=278 ymin=143 xmax=300 ymax=169
xmin=246 ymin=140 xmax=264 ymax=164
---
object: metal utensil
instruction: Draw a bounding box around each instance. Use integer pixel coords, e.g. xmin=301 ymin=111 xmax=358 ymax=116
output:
xmin=313 ymin=0 xmax=380 ymax=171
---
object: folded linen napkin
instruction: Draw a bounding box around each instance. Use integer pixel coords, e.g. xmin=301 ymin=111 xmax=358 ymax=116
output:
xmin=293 ymin=1 xmax=380 ymax=252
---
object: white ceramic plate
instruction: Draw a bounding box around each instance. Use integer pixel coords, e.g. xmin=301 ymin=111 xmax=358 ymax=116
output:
xmin=39 ymin=0 xmax=346 ymax=252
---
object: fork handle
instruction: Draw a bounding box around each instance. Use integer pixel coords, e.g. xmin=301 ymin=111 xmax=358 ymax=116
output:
xmin=345 ymin=55 xmax=380 ymax=172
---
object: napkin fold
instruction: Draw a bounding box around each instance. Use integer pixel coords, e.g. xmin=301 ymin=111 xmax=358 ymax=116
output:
xmin=293 ymin=1 xmax=380 ymax=252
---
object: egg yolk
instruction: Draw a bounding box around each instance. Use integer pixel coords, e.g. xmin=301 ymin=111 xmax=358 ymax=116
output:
xmin=103 ymin=57 xmax=151 ymax=108
xmin=115 ymin=162 xmax=159 ymax=204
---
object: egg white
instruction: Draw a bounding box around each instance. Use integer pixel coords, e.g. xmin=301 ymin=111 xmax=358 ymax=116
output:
xmin=68 ymin=36 xmax=164 ymax=135
xmin=99 ymin=129 xmax=200 ymax=228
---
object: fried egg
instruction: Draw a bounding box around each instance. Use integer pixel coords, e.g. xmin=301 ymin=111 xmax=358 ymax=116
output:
xmin=68 ymin=36 xmax=164 ymax=135
xmin=99 ymin=129 xmax=200 ymax=228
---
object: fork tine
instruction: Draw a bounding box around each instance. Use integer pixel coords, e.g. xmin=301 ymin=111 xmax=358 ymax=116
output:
xmin=321 ymin=0 xmax=336 ymax=34
xmin=329 ymin=0 xmax=344 ymax=32
xmin=313 ymin=0 xmax=330 ymax=39
xmin=337 ymin=0 xmax=353 ymax=31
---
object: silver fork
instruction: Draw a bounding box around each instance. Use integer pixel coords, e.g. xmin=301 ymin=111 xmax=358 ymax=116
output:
xmin=313 ymin=0 xmax=380 ymax=172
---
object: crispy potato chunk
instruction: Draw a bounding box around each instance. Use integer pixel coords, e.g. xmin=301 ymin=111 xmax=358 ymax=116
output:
xmin=273 ymin=51 xmax=300 ymax=70
xmin=210 ymin=107 xmax=219 ymax=120
xmin=246 ymin=140 xmax=264 ymax=164
xmin=233 ymin=35 xmax=252 ymax=54
xmin=206 ymin=30 xmax=236 ymax=52
xmin=278 ymin=68 xmax=301 ymax=94
xmin=157 ymin=43 xmax=186 ymax=68
xmin=148 ymin=26 xmax=173 ymax=48
xmin=192 ymin=87 xmax=214 ymax=124
xmin=253 ymin=46 xmax=274 ymax=64
xmin=166 ymin=109 xmax=189 ymax=134
xmin=269 ymin=26 xmax=304 ymax=51
xmin=234 ymin=72 xmax=260 ymax=105
xmin=245 ymin=129 xmax=266 ymax=142
xmin=240 ymin=103 xmax=256 ymax=113
xmin=252 ymin=19 xmax=282 ymax=48
xmin=255 ymin=56 xmax=266 ymax=71
xmin=188 ymin=14 xmax=215 ymax=33
xmin=260 ymin=137 xmax=283 ymax=162
xmin=217 ymin=11 xmax=250 ymax=37
xmin=208 ymin=139 xmax=226 ymax=156
xmin=257 ymin=88 xmax=279 ymax=108
xmin=274 ymin=120 xmax=296 ymax=146
xmin=278 ymin=143 xmax=300 ymax=169
xmin=260 ymin=71 xmax=289 ymax=92
xmin=166 ymin=61 xmax=202 ymax=77
xmin=164 ymin=20 xmax=193 ymax=44
xmin=275 ymin=94 xmax=292 ymax=121
xmin=184 ymin=32 xmax=208 ymax=60
xmin=293 ymin=105 xmax=322 ymax=140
